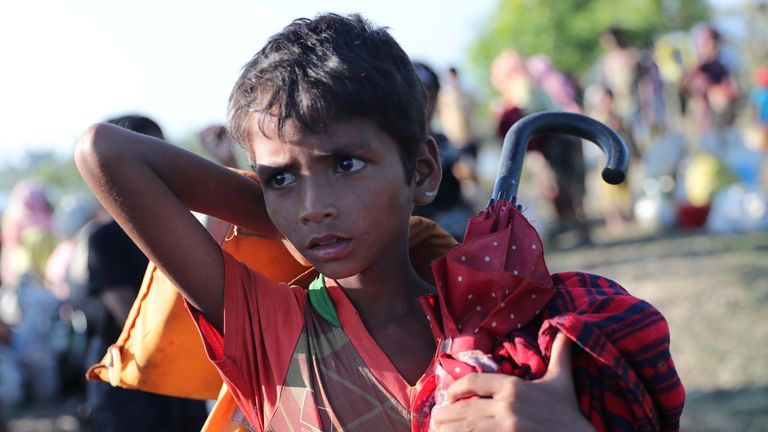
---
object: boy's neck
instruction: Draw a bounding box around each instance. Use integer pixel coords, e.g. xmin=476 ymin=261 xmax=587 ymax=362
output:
xmin=332 ymin=234 xmax=438 ymax=385
xmin=335 ymin=252 xmax=434 ymax=329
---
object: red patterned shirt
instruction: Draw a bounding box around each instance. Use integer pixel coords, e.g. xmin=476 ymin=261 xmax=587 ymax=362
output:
xmin=188 ymin=250 xmax=435 ymax=431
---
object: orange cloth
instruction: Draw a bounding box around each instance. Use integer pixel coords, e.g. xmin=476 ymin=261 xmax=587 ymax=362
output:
xmin=85 ymin=224 xmax=310 ymax=399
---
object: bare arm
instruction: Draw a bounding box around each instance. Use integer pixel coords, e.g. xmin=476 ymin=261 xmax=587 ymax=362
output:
xmin=75 ymin=123 xmax=276 ymax=333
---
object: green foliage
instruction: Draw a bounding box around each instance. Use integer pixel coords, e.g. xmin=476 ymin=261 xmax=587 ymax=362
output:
xmin=469 ymin=0 xmax=710 ymax=87
xmin=29 ymin=158 xmax=85 ymax=193
xmin=0 ymin=152 xmax=90 ymax=209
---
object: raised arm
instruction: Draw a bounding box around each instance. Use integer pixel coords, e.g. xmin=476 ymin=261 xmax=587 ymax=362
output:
xmin=75 ymin=122 xmax=276 ymax=333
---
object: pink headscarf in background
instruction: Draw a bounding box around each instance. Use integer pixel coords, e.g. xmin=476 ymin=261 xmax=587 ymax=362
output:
xmin=491 ymin=50 xmax=533 ymax=109
xmin=526 ymin=54 xmax=581 ymax=114
xmin=755 ymin=66 xmax=768 ymax=88
xmin=1 ymin=179 xmax=54 ymax=286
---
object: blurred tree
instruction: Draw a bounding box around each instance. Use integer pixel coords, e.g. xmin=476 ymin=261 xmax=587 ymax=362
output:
xmin=469 ymin=0 xmax=710 ymax=84
xmin=0 ymin=131 xmax=238 ymax=214
xmin=0 ymin=151 xmax=88 ymax=207
xmin=28 ymin=157 xmax=84 ymax=193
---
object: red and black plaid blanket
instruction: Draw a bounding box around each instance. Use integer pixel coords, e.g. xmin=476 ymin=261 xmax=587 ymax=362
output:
xmin=537 ymin=271 xmax=685 ymax=431
xmin=413 ymin=271 xmax=685 ymax=432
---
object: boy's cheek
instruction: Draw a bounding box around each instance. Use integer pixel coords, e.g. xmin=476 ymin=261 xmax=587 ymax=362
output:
xmin=265 ymin=203 xmax=312 ymax=267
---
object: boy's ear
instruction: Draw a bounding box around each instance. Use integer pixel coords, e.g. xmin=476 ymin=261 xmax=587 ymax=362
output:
xmin=412 ymin=136 xmax=442 ymax=206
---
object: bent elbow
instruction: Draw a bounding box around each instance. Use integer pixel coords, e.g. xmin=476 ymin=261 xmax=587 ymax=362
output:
xmin=75 ymin=122 xmax=117 ymax=173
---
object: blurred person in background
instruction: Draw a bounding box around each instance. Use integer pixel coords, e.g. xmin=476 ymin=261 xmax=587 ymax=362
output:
xmin=45 ymin=195 xmax=99 ymax=302
xmin=491 ymin=50 xmax=592 ymax=246
xmin=590 ymin=26 xmax=653 ymax=237
xmin=526 ymin=55 xmax=581 ymax=114
xmin=491 ymin=50 xmax=528 ymax=142
xmin=750 ymin=65 xmax=768 ymax=151
xmin=44 ymin=195 xmax=101 ymax=393
xmin=682 ymin=25 xmax=739 ymax=138
xmin=491 ymin=49 xmax=555 ymax=129
xmin=0 ymin=179 xmax=56 ymax=292
xmin=596 ymin=26 xmax=640 ymax=128
xmin=585 ymin=85 xmax=638 ymax=235
xmin=199 ymin=124 xmax=239 ymax=168
xmin=76 ymin=114 xmax=207 ymax=432
xmin=630 ymin=45 xmax=667 ymax=153
xmin=437 ymin=66 xmax=481 ymax=195
xmin=0 ymin=179 xmax=61 ymax=403
xmin=412 ymin=62 xmax=474 ymax=240
xmin=526 ymin=55 xmax=591 ymax=246
xmin=653 ymin=31 xmax=698 ymax=123
xmin=0 ymin=317 xmax=20 ymax=431
xmin=491 ymin=50 xmax=563 ymax=239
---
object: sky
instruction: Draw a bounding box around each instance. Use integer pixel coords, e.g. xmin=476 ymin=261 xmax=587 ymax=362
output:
xmin=0 ymin=0 xmax=496 ymax=167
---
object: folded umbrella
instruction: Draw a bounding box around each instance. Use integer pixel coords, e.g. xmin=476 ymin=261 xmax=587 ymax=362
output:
xmin=412 ymin=112 xmax=684 ymax=431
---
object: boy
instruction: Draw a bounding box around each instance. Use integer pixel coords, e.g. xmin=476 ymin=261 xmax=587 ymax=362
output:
xmin=76 ymin=13 xmax=595 ymax=431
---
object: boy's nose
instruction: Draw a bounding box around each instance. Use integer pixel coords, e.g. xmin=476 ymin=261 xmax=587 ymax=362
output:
xmin=298 ymin=187 xmax=338 ymax=224
xmin=300 ymin=206 xmax=337 ymax=224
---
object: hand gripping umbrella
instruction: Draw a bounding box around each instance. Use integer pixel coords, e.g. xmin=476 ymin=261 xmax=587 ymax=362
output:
xmin=410 ymin=112 xmax=680 ymax=431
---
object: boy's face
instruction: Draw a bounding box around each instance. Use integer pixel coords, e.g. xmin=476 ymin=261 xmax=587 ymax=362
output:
xmin=248 ymin=118 xmax=439 ymax=280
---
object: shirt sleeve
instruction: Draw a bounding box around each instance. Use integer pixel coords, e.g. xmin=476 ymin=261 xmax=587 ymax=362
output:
xmin=185 ymin=248 xmax=307 ymax=429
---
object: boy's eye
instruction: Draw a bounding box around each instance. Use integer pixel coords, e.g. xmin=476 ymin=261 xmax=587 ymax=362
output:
xmin=268 ymin=172 xmax=296 ymax=189
xmin=336 ymin=157 xmax=365 ymax=173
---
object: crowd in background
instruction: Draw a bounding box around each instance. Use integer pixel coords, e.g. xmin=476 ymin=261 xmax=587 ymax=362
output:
xmin=0 ymin=117 xmax=229 ymax=430
xmin=0 ymin=19 xmax=767 ymax=430
xmin=485 ymin=23 xmax=767 ymax=243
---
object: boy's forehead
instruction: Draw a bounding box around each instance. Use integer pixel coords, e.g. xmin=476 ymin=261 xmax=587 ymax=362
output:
xmin=250 ymin=114 xmax=304 ymax=144
xmin=245 ymin=116 xmax=389 ymax=161
xmin=242 ymin=114 xmax=300 ymax=161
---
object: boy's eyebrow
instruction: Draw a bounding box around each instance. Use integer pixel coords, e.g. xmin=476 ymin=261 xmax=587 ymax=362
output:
xmin=315 ymin=140 xmax=372 ymax=156
xmin=250 ymin=139 xmax=374 ymax=175
xmin=251 ymin=161 xmax=299 ymax=177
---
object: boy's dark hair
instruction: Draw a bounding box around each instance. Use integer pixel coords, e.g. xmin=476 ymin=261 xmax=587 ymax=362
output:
xmin=106 ymin=114 xmax=165 ymax=140
xmin=228 ymin=13 xmax=427 ymax=180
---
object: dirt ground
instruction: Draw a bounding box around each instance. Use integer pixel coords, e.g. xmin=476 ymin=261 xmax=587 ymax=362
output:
xmin=7 ymin=228 xmax=768 ymax=431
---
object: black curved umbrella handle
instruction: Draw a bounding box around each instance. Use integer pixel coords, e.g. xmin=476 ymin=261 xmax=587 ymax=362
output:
xmin=490 ymin=111 xmax=629 ymax=206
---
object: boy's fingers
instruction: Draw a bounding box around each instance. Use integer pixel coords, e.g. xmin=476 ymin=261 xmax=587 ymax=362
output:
xmin=432 ymin=398 xmax=498 ymax=424
xmin=542 ymin=331 xmax=575 ymax=387
xmin=435 ymin=416 xmax=497 ymax=432
xmin=446 ymin=373 xmax=519 ymax=403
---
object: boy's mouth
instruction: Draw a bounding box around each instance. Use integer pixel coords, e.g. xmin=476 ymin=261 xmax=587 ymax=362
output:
xmin=306 ymin=234 xmax=352 ymax=260
xmin=307 ymin=234 xmax=344 ymax=248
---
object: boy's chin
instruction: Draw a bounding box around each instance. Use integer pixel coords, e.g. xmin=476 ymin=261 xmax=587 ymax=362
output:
xmin=311 ymin=262 xmax=361 ymax=280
